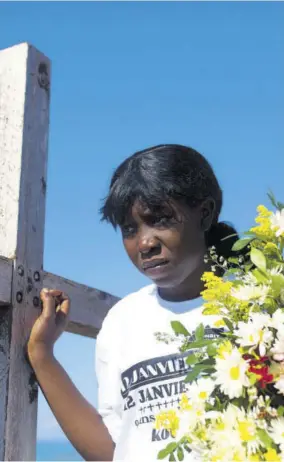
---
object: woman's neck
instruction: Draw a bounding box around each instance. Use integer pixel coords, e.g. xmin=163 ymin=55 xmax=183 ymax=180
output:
xmin=158 ymin=261 xmax=211 ymax=302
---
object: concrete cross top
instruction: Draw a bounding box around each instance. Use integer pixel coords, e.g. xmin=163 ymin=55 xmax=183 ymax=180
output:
xmin=0 ymin=43 xmax=119 ymax=461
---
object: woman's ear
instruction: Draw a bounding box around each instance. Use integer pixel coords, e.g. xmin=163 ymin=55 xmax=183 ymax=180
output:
xmin=200 ymin=198 xmax=216 ymax=232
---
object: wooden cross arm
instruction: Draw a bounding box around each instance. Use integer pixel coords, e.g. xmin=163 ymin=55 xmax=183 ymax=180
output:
xmin=0 ymin=256 xmax=120 ymax=339
xmin=43 ymin=271 xmax=120 ymax=338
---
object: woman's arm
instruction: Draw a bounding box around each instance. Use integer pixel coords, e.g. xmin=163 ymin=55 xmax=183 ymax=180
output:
xmin=30 ymin=349 xmax=114 ymax=461
xmin=27 ymin=289 xmax=115 ymax=461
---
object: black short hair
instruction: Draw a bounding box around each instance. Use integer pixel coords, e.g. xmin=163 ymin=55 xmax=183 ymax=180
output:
xmin=100 ymin=144 xmax=238 ymax=258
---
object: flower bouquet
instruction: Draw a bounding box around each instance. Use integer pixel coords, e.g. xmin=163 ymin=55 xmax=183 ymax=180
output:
xmin=155 ymin=194 xmax=284 ymax=462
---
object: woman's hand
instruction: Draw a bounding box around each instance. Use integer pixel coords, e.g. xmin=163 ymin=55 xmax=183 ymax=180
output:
xmin=27 ymin=288 xmax=70 ymax=364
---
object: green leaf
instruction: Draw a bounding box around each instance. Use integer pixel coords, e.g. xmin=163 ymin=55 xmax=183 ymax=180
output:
xmin=207 ymin=343 xmax=218 ymax=356
xmin=195 ymin=323 xmax=205 ymax=341
xmin=200 ymin=357 xmax=215 ymax=366
xmin=158 ymin=443 xmax=177 ymax=460
xmin=177 ymin=447 xmax=184 ymax=461
xmin=185 ymin=339 xmax=217 ymax=350
xmin=186 ymin=354 xmax=198 ymax=366
xmin=223 ymin=317 xmax=233 ymax=331
xmin=277 ymin=406 xmax=284 ymax=417
xmin=169 ymin=454 xmax=176 ymax=462
xmin=184 ymin=445 xmax=192 ymax=454
xmin=184 ymin=364 xmax=215 ymax=383
xmin=267 ymin=191 xmax=284 ymax=211
xmin=252 ymin=268 xmax=269 ymax=283
xmin=228 ymin=257 xmax=239 ymax=264
xmin=171 ymin=321 xmax=190 ymax=337
xmin=270 ymin=274 xmax=284 ymax=297
xmin=249 ymin=373 xmax=258 ymax=386
xmin=257 ymin=429 xmax=274 ymax=448
xmin=250 ymin=248 xmax=267 ymax=271
xmin=157 ymin=449 xmax=168 ymax=460
xmin=268 ymin=191 xmax=278 ymax=209
xmin=184 ymin=367 xmax=201 ymax=383
xmin=232 ymin=237 xmax=253 ymax=251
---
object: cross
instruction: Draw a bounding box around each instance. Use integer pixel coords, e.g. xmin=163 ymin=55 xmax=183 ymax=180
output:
xmin=0 ymin=43 xmax=120 ymax=461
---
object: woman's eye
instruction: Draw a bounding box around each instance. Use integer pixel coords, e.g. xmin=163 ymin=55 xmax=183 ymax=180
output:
xmin=121 ymin=224 xmax=136 ymax=238
xmin=152 ymin=216 xmax=173 ymax=226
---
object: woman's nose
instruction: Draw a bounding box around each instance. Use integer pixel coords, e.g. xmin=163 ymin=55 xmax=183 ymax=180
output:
xmin=138 ymin=231 xmax=161 ymax=257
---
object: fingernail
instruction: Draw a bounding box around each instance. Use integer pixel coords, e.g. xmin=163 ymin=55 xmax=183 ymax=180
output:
xmin=42 ymin=288 xmax=49 ymax=293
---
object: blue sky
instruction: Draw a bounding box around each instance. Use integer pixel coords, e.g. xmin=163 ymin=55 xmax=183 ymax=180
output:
xmin=1 ymin=0 xmax=284 ymax=446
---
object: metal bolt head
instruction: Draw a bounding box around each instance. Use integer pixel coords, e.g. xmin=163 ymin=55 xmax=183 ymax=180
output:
xmin=38 ymin=62 xmax=50 ymax=91
xmin=16 ymin=291 xmax=23 ymax=303
xmin=34 ymin=271 xmax=40 ymax=282
xmin=18 ymin=265 xmax=24 ymax=277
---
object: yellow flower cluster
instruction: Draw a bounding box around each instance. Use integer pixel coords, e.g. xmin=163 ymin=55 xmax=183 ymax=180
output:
xmin=201 ymin=272 xmax=233 ymax=315
xmin=155 ymin=409 xmax=180 ymax=438
xmin=216 ymin=340 xmax=233 ymax=359
xmin=201 ymin=272 xmax=250 ymax=322
xmin=179 ymin=393 xmax=192 ymax=411
xmin=250 ymin=205 xmax=275 ymax=240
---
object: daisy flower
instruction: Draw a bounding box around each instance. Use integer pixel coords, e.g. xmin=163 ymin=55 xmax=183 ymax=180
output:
xmin=235 ymin=313 xmax=273 ymax=356
xmin=268 ymin=417 xmax=284 ymax=446
xmin=235 ymin=410 xmax=264 ymax=455
xmin=186 ymin=377 xmax=215 ymax=404
xmin=270 ymin=209 xmax=284 ymax=238
xmin=271 ymin=309 xmax=284 ymax=331
xmin=231 ymin=284 xmax=269 ymax=305
xmin=275 ymin=375 xmax=284 ymax=395
xmin=214 ymin=347 xmax=250 ymax=399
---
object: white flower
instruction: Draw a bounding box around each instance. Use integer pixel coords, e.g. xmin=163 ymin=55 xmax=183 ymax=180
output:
xmin=271 ymin=309 xmax=284 ymax=331
xmin=236 ymin=313 xmax=273 ymax=356
xmin=243 ymin=272 xmax=258 ymax=285
xmin=231 ymin=284 xmax=270 ymax=305
xmin=275 ymin=375 xmax=284 ymax=395
xmin=270 ymin=209 xmax=284 ymax=237
xmin=269 ymin=266 xmax=284 ymax=276
xmin=268 ymin=417 xmax=284 ymax=445
xmin=271 ymin=321 xmax=284 ymax=361
xmin=237 ymin=414 xmax=264 ymax=455
xmin=214 ymin=348 xmax=250 ymax=399
xmin=186 ymin=378 xmax=215 ymax=403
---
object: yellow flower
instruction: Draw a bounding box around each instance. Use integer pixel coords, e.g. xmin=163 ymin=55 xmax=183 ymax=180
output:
xmin=201 ymin=272 xmax=250 ymax=322
xmin=179 ymin=393 xmax=192 ymax=411
xmin=214 ymin=319 xmax=226 ymax=327
xmin=264 ymin=448 xmax=281 ymax=461
xmin=249 ymin=454 xmax=261 ymax=461
xmin=238 ymin=419 xmax=256 ymax=442
xmin=216 ymin=340 xmax=233 ymax=359
xmin=250 ymin=205 xmax=275 ymax=240
xmin=155 ymin=410 xmax=180 ymax=437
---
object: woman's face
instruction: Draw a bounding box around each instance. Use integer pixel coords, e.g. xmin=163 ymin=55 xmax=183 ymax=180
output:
xmin=121 ymin=199 xmax=214 ymax=300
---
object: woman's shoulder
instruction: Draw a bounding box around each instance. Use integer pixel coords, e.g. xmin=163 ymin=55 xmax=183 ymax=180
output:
xmin=107 ymin=284 xmax=157 ymax=320
xmin=96 ymin=284 xmax=157 ymax=346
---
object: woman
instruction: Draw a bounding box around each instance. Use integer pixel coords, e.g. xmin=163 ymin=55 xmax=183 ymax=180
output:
xmin=27 ymin=144 xmax=240 ymax=461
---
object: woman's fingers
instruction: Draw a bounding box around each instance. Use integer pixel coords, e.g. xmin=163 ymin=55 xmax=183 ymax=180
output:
xmin=40 ymin=289 xmax=70 ymax=318
xmin=40 ymin=289 xmax=56 ymax=319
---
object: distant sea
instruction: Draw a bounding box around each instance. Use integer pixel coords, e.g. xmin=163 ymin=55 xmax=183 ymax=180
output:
xmin=37 ymin=441 xmax=83 ymax=461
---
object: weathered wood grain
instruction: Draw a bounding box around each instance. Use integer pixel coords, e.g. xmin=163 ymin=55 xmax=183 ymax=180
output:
xmin=0 ymin=43 xmax=50 ymax=461
xmin=43 ymin=272 xmax=120 ymax=338
xmin=0 ymin=257 xmax=12 ymax=306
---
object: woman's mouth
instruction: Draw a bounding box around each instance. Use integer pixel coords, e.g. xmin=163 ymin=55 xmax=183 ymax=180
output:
xmin=141 ymin=258 xmax=170 ymax=277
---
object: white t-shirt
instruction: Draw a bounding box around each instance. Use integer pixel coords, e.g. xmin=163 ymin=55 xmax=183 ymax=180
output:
xmin=95 ymin=285 xmax=222 ymax=461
